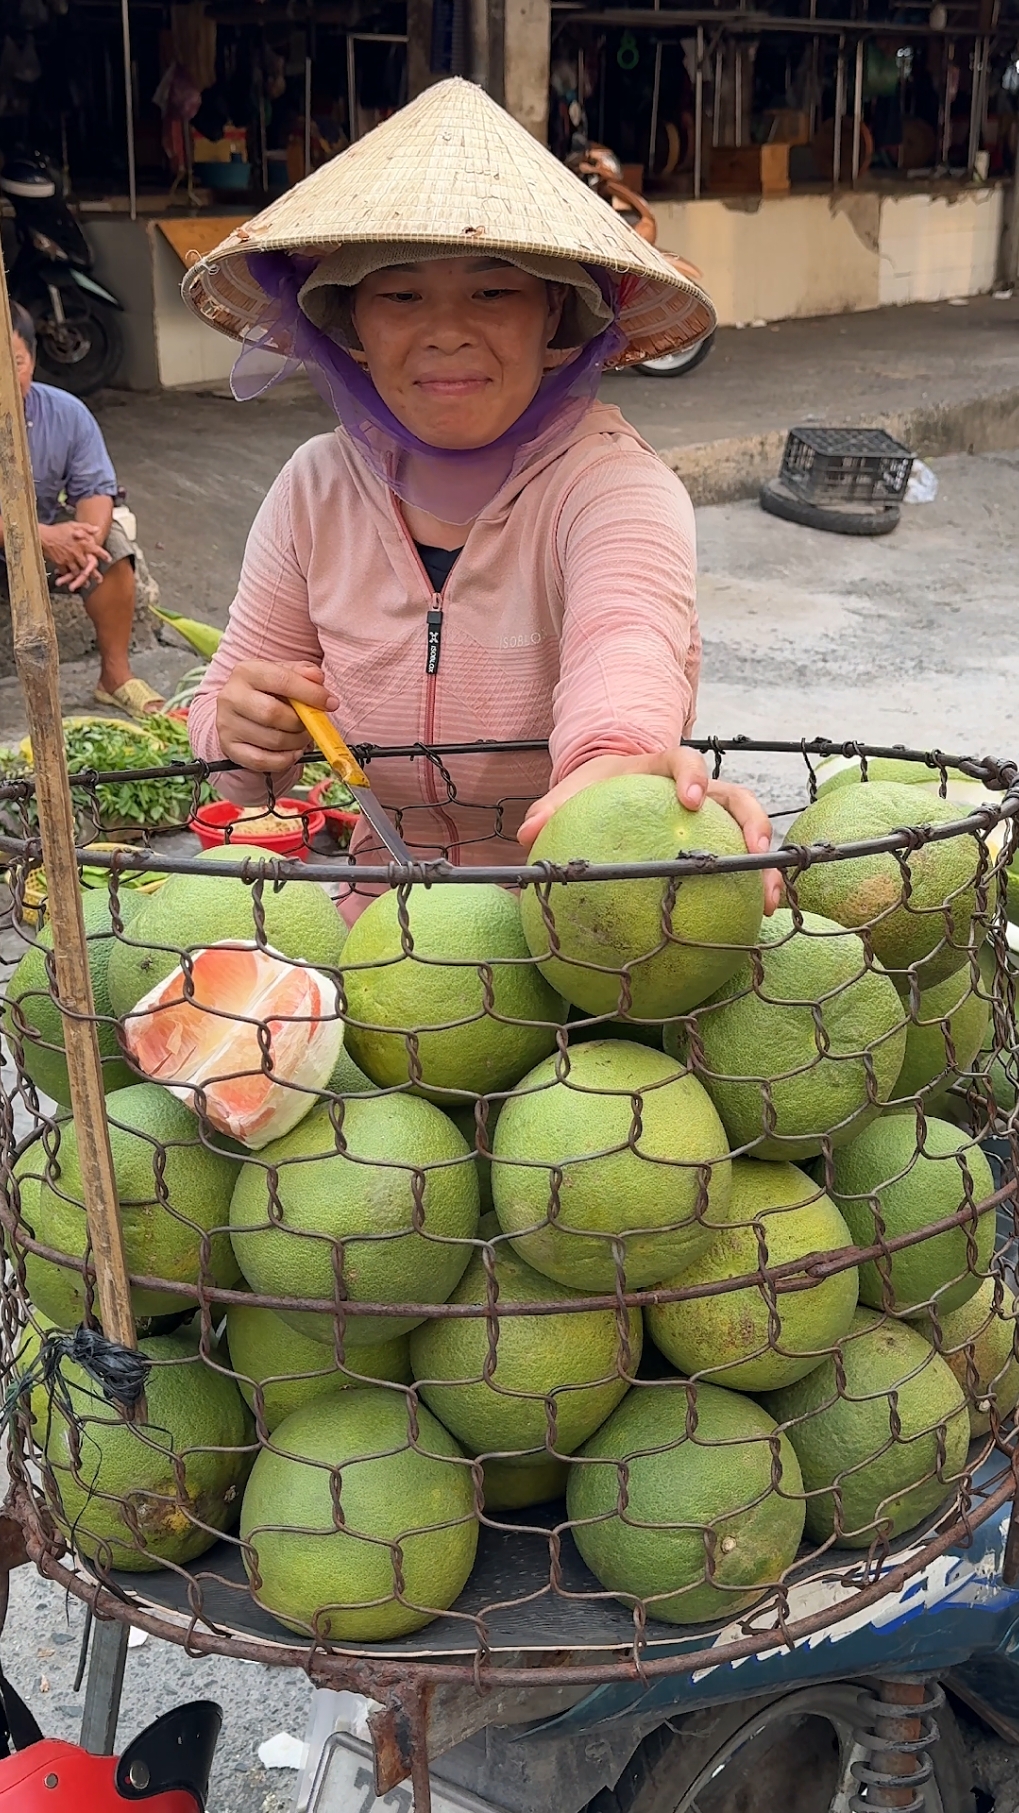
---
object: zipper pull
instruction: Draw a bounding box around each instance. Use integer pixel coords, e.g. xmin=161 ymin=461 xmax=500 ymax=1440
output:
xmin=426 ymin=608 xmax=443 ymax=676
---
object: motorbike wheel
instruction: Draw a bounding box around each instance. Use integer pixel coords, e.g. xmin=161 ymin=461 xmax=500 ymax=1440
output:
xmin=635 ymin=333 xmax=715 ymax=378
xmin=584 ymin=1683 xmax=971 ymax=1813
xmin=33 ymin=303 xmax=123 ymax=396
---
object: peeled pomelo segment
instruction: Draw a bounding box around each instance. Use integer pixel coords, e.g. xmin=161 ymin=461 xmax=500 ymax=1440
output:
xmin=123 ymin=942 xmax=343 ymax=1149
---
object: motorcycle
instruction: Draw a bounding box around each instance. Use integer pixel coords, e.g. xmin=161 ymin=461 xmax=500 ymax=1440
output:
xmin=567 ymin=142 xmax=715 ymax=377
xmin=0 ymin=1664 xmax=220 ymax=1813
xmin=1 ymin=152 xmax=125 ymax=395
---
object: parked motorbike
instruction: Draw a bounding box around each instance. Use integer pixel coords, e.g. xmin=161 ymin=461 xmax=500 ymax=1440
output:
xmin=1 ymin=152 xmax=124 ymax=395
xmin=567 ymin=142 xmax=715 ymax=377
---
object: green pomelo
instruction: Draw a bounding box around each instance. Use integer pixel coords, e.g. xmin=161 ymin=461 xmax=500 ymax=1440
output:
xmin=448 ymin=1104 xmax=501 ymax=1215
xmin=17 ymin=1135 xmax=112 ymax=1330
xmin=324 ymin=1045 xmax=374 ymax=1097
xmin=829 ymin=1114 xmax=994 ymax=1317
xmin=816 ymin=758 xmax=971 ymax=796
xmin=647 ymin=1160 xmax=859 ymax=1392
xmin=229 ymin=1095 xmax=480 ymax=1344
xmin=341 ymin=883 xmax=564 ymax=1102
xmin=4 ymin=890 xmax=144 ymax=1104
xmin=567 ymin=1382 xmax=804 ymax=1625
xmin=972 ymin=987 xmax=1019 ymax=1115
xmin=784 ymin=783 xmax=984 ymax=986
xmin=44 ymin=1332 xmax=254 ymax=1571
xmin=410 ymin=1220 xmax=642 ymax=1456
xmin=32 ymin=1084 xmax=241 ymax=1322
xmin=481 ymin=1455 xmax=570 ymax=1510
xmin=672 ymin=909 xmax=906 ymax=1161
xmin=240 ymin=1388 xmax=477 ymax=1640
xmin=911 ymin=1277 xmax=1019 ymax=1439
xmin=492 ymin=1041 xmax=732 ymax=1292
xmin=519 ymin=776 xmax=764 ymax=1018
xmin=763 ymin=1309 xmax=969 ymax=1547
xmin=107 ymin=847 xmax=347 ymax=1016
xmin=892 ymin=966 xmax=990 ymax=1106
xmin=226 ymin=1300 xmax=412 ymax=1433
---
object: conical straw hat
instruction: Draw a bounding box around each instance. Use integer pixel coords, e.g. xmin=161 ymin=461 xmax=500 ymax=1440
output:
xmin=182 ymin=78 xmax=714 ymax=364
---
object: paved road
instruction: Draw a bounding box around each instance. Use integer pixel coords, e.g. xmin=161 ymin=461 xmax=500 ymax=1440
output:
xmin=2 ymin=443 xmax=1018 ymax=1809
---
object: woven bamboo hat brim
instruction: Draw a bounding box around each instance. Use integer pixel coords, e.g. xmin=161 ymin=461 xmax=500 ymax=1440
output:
xmin=182 ymin=78 xmax=715 ymax=365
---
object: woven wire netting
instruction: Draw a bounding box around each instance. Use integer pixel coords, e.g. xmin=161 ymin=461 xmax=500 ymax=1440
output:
xmin=1 ymin=735 xmax=1019 ymax=1694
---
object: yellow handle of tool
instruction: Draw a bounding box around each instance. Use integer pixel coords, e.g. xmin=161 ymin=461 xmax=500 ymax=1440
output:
xmin=290 ymin=700 xmax=369 ymax=788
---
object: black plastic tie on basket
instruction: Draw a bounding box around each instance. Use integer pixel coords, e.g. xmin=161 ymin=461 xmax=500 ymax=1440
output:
xmin=2 ymin=1327 xmax=151 ymax=1437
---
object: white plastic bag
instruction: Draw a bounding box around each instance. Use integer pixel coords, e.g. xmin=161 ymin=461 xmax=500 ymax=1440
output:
xmin=904 ymin=459 xmax=938 ymax=504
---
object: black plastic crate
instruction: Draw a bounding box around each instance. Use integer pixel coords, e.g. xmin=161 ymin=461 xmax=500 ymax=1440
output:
xmin=781 ymin=426 xmax=914 ymax=503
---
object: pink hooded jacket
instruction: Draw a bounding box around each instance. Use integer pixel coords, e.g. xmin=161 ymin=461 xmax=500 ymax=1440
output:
xmin=188 ymin=399 xmax=700 ymax=874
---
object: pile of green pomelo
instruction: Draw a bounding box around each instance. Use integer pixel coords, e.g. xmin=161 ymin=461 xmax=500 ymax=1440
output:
xmin=6 ymin=758 xmax=1019 ymax=1642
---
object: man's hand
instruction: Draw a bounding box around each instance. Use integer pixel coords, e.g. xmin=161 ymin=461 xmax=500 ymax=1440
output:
xmin=39 ymin=521 xmax=110 ymax=593
xmin=518 ymin=747 xmax=783 ymax=914
xmin=216 ymin=660 xmax=339 ymax=774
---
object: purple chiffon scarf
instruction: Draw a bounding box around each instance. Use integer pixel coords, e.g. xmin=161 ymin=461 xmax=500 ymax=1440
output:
xmin=231 ymin=250 xmax=626 ymax=524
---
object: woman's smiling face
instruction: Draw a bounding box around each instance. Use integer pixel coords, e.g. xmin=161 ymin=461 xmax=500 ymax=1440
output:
xmin=351 ymin=257 xmax=564 ymax=450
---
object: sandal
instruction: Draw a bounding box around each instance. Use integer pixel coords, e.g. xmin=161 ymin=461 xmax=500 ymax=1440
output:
xmin=94 ymin=677 xmax=166 ymax=719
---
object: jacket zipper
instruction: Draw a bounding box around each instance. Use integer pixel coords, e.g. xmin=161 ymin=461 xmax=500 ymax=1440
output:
xmin=391 ymin=502 xmax=461 ymax=858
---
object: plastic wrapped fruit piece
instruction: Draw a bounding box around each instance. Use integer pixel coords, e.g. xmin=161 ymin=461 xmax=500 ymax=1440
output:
xmin=239 ymin=1388 xmax=477 ymax=1640
xmin=519 ymin=775 xmax=764 ymax=1019
xmin=492 ymin=1040 xmax=733 ymax=1292
xmin=106 ymin=845 xmax=347 ymax=1016
xmin=671 ymin=909 xmax=906 ymax=1161
xmin=122 ymin=943 xmax=343 ymax=1149
xmin=762 ymin=1309 xmax=969 ymax=1547
xmin=567 ymin=1381 xmax=805 ymax=1625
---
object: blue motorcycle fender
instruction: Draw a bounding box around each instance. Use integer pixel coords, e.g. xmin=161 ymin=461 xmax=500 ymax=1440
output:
xmin=534 ymin=1488 xmax=1019 ymax=1738
xmin=69 ymin=269 xmax=123 ymax=309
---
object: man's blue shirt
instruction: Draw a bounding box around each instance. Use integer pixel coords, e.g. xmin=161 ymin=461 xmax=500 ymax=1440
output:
xmin=23 ymin=381 xmax=117 ymax=524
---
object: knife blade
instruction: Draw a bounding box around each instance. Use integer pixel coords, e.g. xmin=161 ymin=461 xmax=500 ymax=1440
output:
xmin=289 ymin=701 xmax=413 ymax=864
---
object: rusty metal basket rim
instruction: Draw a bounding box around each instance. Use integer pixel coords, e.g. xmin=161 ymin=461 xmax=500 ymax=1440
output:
xmin=6 ymin=1136 xmax=1014 ymax=1323
xmin=13 ymin=1450 xmax=1017 ymax=1691
xmin=1 ymin=802 xmax=1017 ymax=891
xmin=1 ymin=736 xmax=1016 ymax=889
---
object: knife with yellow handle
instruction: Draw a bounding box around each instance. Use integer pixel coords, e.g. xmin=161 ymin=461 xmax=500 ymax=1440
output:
xmin=289 ymin=700 xmax=413 ymax=863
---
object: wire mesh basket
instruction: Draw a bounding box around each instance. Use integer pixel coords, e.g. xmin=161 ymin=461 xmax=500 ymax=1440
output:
xmin=780 ymin=428 xmax=914 ymax=504
xmin=1 ymin=735 xmax=1018 ymax=1712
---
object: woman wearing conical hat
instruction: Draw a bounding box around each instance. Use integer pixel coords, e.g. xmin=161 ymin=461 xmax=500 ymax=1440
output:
xmin=185 ymin=79 xmax=775 ymax=902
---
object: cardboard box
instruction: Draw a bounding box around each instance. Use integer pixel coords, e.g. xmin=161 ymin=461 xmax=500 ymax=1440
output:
xmin=708 ymin=143 xmax=791 ymax=196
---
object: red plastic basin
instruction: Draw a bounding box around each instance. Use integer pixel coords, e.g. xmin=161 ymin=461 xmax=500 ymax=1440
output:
xmin=190 ymin=797 xmax=325 ymax=858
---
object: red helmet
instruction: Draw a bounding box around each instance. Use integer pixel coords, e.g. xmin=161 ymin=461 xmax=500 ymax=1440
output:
xmin=0 ymin=1700 xmax=221 ymax=1812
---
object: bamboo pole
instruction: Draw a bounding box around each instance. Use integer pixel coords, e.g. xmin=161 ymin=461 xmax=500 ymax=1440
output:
xmin=0 ymin=264 xmax=141 ymax=1387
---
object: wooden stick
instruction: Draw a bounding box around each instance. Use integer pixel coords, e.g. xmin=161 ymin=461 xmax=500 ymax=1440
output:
xmin=0 ymin=269 xmax=141 ymax=1391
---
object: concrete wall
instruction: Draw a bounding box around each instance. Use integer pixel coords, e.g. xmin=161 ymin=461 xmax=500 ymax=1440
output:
xmin=502 ymin=0 xmax=550 ymax=140
xmin=149 ymin=228 xmax=236 ymax=388
xmin=877 ymin=188 xmax=1003 ymax=306
xmin=654 ymin=184 xmax=1005 ymax=327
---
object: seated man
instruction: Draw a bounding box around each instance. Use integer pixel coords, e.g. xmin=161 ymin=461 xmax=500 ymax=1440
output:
xmin=3 ymin=303 xmax=163 ymax=717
